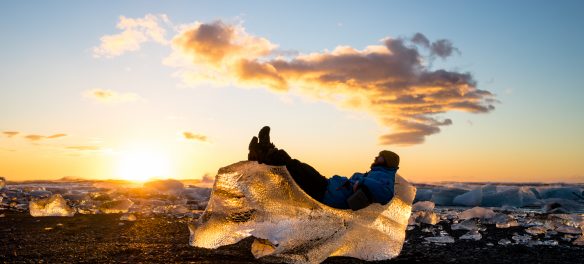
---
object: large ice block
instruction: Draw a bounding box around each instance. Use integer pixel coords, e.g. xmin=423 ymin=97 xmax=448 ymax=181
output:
xmin=29 ymin=194 xmax=75 ymax=217
xmin=189 ymin=161 xmax=417 ymax=263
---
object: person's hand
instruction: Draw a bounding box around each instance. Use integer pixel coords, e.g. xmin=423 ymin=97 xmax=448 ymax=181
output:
xmin=353 ymin=181 xmax=359 ymax=192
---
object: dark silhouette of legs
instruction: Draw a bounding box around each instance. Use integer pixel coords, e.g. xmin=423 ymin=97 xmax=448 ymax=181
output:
xmin=248 ymin=126 xmax=328 ymax=201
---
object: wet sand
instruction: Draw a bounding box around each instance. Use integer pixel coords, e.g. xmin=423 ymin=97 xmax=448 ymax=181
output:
xmin=1 ymin=212 xmax=583 ymax=263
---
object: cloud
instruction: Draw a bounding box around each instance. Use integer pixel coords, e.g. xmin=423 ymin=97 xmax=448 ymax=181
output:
xmin=47 ymin=133 xmax=67 ymax=139
xmin=98 ymin=18 xmax=497 ymax=145
xmin=411 ymin=33 xmax=459 ymax=58
xmin=93 ymin=14 xmax=170 ymax=57
xmin=2 ymin=131 xmax=19 ymax=137
xmin=25 ymin=134 xmax=45 ymax=141
xmin=183 ymin=131 xmax=208 ymax=142
xmin=24 ymin=133 xmax=67 ymax=141
xmin=66 ymin=146 xmax=101 ymax=151
xmin=83 ymin=89 xmax=144 ymax=103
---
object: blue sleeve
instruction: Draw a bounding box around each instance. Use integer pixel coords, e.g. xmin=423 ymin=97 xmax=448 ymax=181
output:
xmin=360 ymin=175 xmax=395 ymax=204
xmin=349 ymin=172 xmax=365 ymax=184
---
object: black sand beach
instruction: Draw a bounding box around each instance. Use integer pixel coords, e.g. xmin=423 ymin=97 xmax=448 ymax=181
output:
xmin=2 ymin=212 xmax=583 ymax=263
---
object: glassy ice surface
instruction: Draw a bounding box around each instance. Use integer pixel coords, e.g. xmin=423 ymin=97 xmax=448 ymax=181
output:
xmin=189 ymin=161 xmax=417 ymax=263
xmin=29 ymin=194 xmax=75 ymax=217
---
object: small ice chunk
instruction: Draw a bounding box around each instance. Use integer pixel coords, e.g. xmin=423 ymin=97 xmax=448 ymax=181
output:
xmin=525 ymin=226 xmax=547 ymax=235
xmin=424 ymin=236 xmax=455 ymax=243
xmin=99 ymin=198 xmax=133 ymax=214
xmin=453 ymin=188 xmax=483 ymax=207
xmin=555 ymin=225 xmax=582 ymax=235
xmin=459 ymin=230 xmax=482 ymax=241
xmin=451 ymin=219 xmax=479 ymax=231
xmin=458 ymin=207 xmax=496 ymax=220
xmin=144 ymin=179 xmax=184 ymax=194
xmin=410 ymin=211 xmax=439 ymax=225
xmin=496 ymin=219 xmax=519 ymax=228
xmin=120 ymin=213 xmax=137 ymax=221
xmin=182 ymin=187 xmax=211 ymax=201
xmin=411 ymin=201 xmax=435 ymax=212
xmin=0 ymin=176 xmax=5 ymax=189
xmin=573 ymin=235 xmax=584 ymax=246
xmin=29 ymin=190 xmax=53 ymax=198
xmin=29 ymin=194 xmax=75 ymax=217
xmin=542 ymin=240 xmax=558 ymax=246
xmin=498 ymin=239 xmax=511 ymax=245
xmin=512 ymin=234 xmax=532 ymax=244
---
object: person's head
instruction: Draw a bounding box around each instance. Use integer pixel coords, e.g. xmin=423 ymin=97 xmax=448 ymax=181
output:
xmin=371 ymin=150 xmax=400 ymax=169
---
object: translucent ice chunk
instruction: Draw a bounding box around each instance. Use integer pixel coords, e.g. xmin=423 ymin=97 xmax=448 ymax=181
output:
xmin=453 ymin=188 xmax=483 ymax=207
xmin=542 ymin=198 xmax=583 ymax=213
xmin=451 ymin=219 xmax=479 ymax=231
xmin=409 ymin=211 xmax=439 ymax=225
xmin=525 ymin=226 xmax=547 ymax=235
xmin=481 ymin=187 xmax=538 ymax=207
xmin=144 ymin=179 xmax=184 ymax=194
xmin=512 ymin=234 xmax=532 ymax=244
xmin=574 ymin=235 xmax=584 ymax=246
xmin=458 ymin=207 xmax=496 ymax=220
xmin=431 ymin=188 xmax=467 ymax=206
xmin=182 ymin=187 xmax=212 ymax=201
xmin=555 ymin=225 xmax=582 ymax=235
xmin=189 ymin=161 xmax=417 ymax=263
xmin=424 ymin=236 xmax=455 ymax=243
xmin=539 ymin=187 xmax=583 ymax=200
xmin=414 ymin=189 xmax=432 ymax=202
xmin=0 ymin=177 xmax=5 ymax=189
xmin=411 ymin=201 xmax=435 ymax=212
xmin=98 ymin=198 xmax=133 ymax=214
xmin=29 ymin=194 xmax=75 ymax=217
xmin=459 ymin=230 xmax=482 ymax=240
xmin=120 ymin=213 xmax=137 ymax=221
xmin=498 ymin=239 xmax=511 ymax=245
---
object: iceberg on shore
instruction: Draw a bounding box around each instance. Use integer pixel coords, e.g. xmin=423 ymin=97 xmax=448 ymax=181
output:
xmin=29 ymin=194 xmax=75 ymax=217
xmin=189 ymin=161 xmax=417 ymax=263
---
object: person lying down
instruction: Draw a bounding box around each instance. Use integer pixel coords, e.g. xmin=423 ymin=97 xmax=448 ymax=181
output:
xmin=247 ymin=126 xmax=399 ymax=210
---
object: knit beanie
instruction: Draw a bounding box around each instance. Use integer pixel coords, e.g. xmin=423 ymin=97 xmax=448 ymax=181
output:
xmin=379 ymin=150 xmax=400 ymax=168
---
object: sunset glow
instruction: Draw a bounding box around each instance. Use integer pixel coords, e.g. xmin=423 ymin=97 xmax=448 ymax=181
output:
xmin=117 ymin=149 xmax=171 ymax=182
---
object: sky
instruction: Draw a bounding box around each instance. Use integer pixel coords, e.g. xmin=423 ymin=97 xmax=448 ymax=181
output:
xmin=0 ymin=1 xmax=583 ymax=183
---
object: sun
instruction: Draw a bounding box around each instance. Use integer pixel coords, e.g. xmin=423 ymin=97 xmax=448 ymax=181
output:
xmin=117 ymin=149 xmax=171 ymax=182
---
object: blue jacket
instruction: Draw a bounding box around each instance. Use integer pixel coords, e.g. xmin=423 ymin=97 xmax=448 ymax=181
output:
xmin=321 ymin=166 xmax=397 ymax=209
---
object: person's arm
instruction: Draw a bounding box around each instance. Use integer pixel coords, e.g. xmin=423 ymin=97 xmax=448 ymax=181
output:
xmin=359 ymin=176 xmax=394 ymax=204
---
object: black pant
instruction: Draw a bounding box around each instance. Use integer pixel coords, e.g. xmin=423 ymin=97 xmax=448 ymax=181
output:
xmin=257 ymin=148 xmax=329 ymax=202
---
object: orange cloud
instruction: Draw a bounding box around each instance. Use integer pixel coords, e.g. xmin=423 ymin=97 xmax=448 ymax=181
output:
xmin=168 ymin=23 xmax=495 ymax=145
xmin=25 ymin=134 xmax=45 ymax=141
xmin=23 ymin=133 xmax=67 ymax=141
xmin=99 ymin=17 xmax=496 ymax=145
xmin=2 ymin=131 xmax=19 ymax=137
xmin=47 ymin=134 xmax=67 ymax=139
xmin=183 ymin=132 xmax=208 ymax=142
xmin=83 ymin=89 xmax=144 ymax=103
